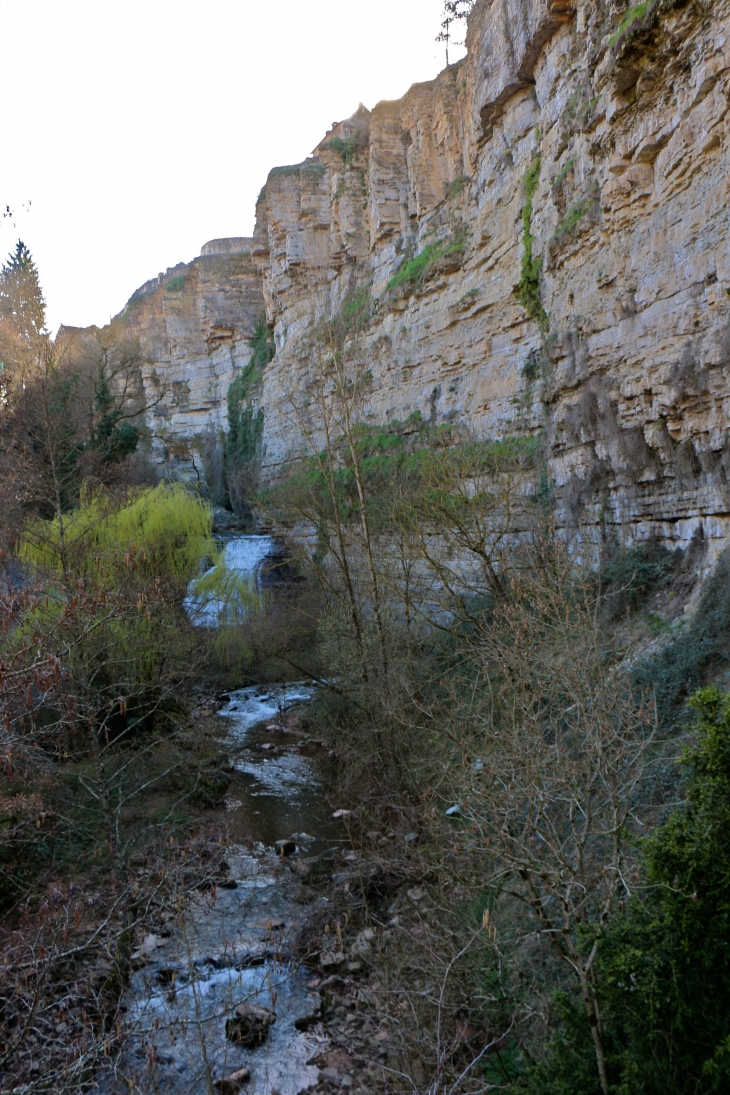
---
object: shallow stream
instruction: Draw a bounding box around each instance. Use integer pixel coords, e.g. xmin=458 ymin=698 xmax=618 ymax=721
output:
xmin=106 ymin=539 xmax=339 ymax=1095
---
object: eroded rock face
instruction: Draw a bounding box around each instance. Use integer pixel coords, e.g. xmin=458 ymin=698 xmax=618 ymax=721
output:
xmin=255 ymin=0 xmax=730 ymax=557
xmin=70 ymin=0 xmax=730 ymax=557
xmin=63 ymin=242 xmax=264 ymax=481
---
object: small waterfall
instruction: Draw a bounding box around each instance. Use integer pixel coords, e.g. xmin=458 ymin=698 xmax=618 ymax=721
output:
xmin=184 ymin=534 xmax=276 ymax=627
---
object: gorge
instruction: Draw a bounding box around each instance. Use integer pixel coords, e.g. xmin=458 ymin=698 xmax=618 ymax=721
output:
xmin=62 ymin=0 xmax=730 ymax=561
xmin=7 ymin=4 xmax=730 ymax=1093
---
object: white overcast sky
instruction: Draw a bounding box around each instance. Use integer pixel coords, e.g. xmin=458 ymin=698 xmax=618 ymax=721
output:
xmin=1 ymin=0 xmax=465 ymax=332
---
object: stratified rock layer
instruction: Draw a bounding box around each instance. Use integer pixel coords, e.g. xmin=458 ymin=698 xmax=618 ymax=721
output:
xmin=255 ymin=0 xmax=730 ymax=556
xmin=67 ymin=243 xmax=264 ymax=479
xmin=75 ymin=0 xmax=730 ymax=556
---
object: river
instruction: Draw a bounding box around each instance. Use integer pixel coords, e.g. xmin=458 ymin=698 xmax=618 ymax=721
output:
xmin=104 ymin=537 xmax=340 ymax=1095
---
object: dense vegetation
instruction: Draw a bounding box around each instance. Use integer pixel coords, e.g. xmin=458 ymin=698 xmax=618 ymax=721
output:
xmin=0 ymin=244 xmax=231 ymax=1091
xmin=4 ymin=236 xmax=730 ymax=1095
xmin=225 ymin=313 xmax=275 ymax=512
xmin=240 ymin=280 xmax=730 ymax=1095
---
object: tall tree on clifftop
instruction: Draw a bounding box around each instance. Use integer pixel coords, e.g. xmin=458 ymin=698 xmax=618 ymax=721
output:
xmin=436 ymin=0 xmax=475 ymax=66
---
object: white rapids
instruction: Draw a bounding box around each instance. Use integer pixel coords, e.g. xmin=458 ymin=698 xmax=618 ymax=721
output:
xmin=184 ymin=535 xmax=277 ymax=627
xmin=220 ymin=684 xmax=317 ymax=798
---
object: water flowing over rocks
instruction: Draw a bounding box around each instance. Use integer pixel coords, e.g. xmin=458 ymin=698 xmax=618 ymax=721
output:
xmin=102 ymin=678 xmax=337 ymax=1095
xmin=185 ymin=536 xmax=279 ymax=627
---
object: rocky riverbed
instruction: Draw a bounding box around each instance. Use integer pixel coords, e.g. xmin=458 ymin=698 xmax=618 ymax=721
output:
xmin=100 ymin=684 xmax=342 ymax=1095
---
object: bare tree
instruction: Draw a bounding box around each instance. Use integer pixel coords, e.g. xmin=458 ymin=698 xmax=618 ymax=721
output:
xmin=449 ymin=543 xmax=658 ymax=1092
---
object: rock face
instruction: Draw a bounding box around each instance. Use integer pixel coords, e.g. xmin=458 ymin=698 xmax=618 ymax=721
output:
xmin=66 ymin=241 xmax=264 ymax=481
xmin=77 ymin=0 xmax=730 ymax=556
xmin=254 ymin=0 xmax=730 ymax=557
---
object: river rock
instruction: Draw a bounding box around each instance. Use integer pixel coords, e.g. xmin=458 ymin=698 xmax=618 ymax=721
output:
xmin=225 ymin=1004 xmax=276 ymax=1046
xmin=214 ymin=1066 xmax=251 ymax=1092
xmin=294 ymin=1011 xmax=321 ymax=1032
xmin=319 ymin=950 xmax=345 ymax=969
xmin=350 ymin=928 xmax=375 ymax=957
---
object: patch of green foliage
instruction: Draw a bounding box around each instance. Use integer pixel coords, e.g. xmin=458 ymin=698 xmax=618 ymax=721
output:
xmin=20 ymin=483 xmax=214 ymax=581
xmin=551 ymin=182 xmax=600 ymax=247
xmin=563 ymin=81 xmax=599 ymax=135
xmin=330 ymin=286 xmax=372 ymax=343
xmin=93 ymin=370 xmax=139 ymax=464
xmin=226 ymin=314 xmax=274 ymax=468
xmin=264 ymin=418 xmax=540 ymax=530
xmin=248 ymin=312 xmax=275 ymax=371
xmin=633 ymin=548 xmax=730 ymax=721
xmin=609 ymin=1 xmax=652 ymax=46
xmin=447 ymin=176 xmax=468 ymax=201
xmin=328 ymin=135 xmax=360 ymax=166
xmin=529 ymin=685 xmax=730 ymax=1093
xmin=17 ymin=485 xmax=212 ymax=694
xmin=600 ymin=542 xmax=675 ymax=617
xmin=256 ymin=185 xmax=267 ymax=205
xmin=268 ymin=162 xmax=327 ymax=182
xmin=552 ymin=158 xmax=575 ymax=192
xmin=514 ymin=154 xmax=548 ymax=328
xmin=165 ymin=274 xmax=187 ymax=292
xmin=188 ymin=556 xmax=260 ymax=628
xmin=521 ymin=348 xmax=541 ymax=383
xmin=387 ymin=230 xmax=467 ymax=292
xmin=126 ymin=289 xmax=149 ymax=310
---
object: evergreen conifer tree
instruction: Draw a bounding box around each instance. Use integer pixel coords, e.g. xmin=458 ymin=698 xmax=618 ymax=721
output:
xmin=0 ymin=239 xmax=48 ymax=385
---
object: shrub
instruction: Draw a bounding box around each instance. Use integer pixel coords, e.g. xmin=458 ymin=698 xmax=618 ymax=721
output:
xmin=387 ymin=230 xmax=466 ymax=292
xmin=609 ymin=1 xmax=651 ymax=46
xmin=268 ymin=162 xmax=327 ymax=182
xmin=20 ymin=482 xmax=213 ymax=583
xmin=328 ymin=135 xmax=361 ymax=166
xmin=530 ymin=685 xmax=730 ymax=1093
xmin=600 ymin=542 xmax=675 ymax=617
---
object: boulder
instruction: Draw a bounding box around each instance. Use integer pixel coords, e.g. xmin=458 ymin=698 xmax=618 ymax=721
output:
xmin=214 ymin=1066 xmax=251 ymax=1092
xmin=225 ymin=1004 xmax=276 ymax=1046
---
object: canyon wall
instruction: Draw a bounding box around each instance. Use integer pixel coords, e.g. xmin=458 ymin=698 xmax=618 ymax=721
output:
xmin=63 ymin=241 xmax=264 ymax=480
xmin=85 ymin=0 xmax=730 ymax=557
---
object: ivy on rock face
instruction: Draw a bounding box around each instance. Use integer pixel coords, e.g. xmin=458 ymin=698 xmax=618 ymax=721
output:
xmin=226 ymin=314 xmax=274 ymax=471
xmin=514 ymin=153 xmax=548 ymax=328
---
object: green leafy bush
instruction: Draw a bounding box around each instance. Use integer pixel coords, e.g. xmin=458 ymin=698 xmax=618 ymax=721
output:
xmin=20 ymin=483 xmax=213 ymax=582
xmin=328 ymin=135 xmax=360 ymax=166
xmin=530 ymin=685 xmax=730 ymax=1093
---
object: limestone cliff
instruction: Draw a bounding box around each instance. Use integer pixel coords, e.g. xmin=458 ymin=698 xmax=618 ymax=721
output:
xmin=64 ymin=241 xmax=264 ymax=481
xmin=80 ymin=0 xmax=730 ymax=557
xmin=255 ymin=0 xmax=730 ymax=558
